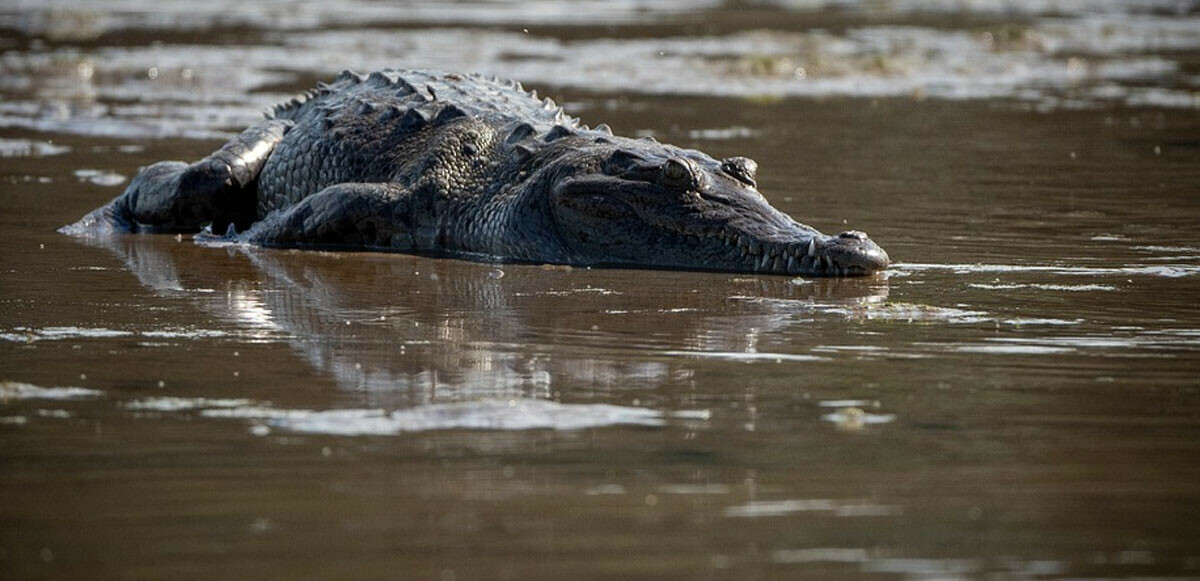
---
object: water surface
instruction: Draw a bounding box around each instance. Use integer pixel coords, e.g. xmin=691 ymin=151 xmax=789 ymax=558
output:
xmin=2 ymin=1 xmax=1200 ymax=579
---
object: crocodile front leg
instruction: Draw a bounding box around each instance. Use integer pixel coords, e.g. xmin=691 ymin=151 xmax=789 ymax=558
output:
xmin=240 ymin=182 xmax=416 ymax=250
xmin=61 ymin=119 xmax=293 ymax=235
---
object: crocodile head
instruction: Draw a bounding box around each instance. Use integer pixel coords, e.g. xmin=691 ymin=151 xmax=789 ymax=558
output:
xmin=550 ymin=143 xmax=889 ymax=276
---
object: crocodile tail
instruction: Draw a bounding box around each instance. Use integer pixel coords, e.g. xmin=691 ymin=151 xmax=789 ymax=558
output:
xmin=59 ymin=194 xmax=138 ymax=236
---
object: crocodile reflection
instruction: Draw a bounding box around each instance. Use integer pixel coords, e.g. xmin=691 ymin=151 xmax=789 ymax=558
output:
xmin=86 ymin=235 xmax=889 ymax=409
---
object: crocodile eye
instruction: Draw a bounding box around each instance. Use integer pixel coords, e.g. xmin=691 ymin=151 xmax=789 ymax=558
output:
xmin=661 ymin=157 xmax=694 ymax=188
xmin=721 ymin=157 xmax=758 ymax=187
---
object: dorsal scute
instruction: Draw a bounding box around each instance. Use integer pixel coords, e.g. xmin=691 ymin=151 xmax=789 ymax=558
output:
xmin=366 ymin=71 xmax=391 ymax=87
xmin=274 ymin=69 xmax=587 ymax=139
xmin=542 ymin=125 xmax=573 ymax=142
xmin=510 ymin=143 xmax=536 ymax=162
xmin=385 ymin=70 xmax=579 ymax=134
xmin=267 ymin=79 xmax=341 ymax=119
xmin=506 ymin=122 xmax=536 ymax=144
xmin=336 ymin=69 xmax=365 ymax=83
xmin=434 ymin=104 xmax=468 ymax=124
xmin=379 ymin=105 xmax=403 ymax=121
xmin=399 ymin=107 xmax=431 ymax=131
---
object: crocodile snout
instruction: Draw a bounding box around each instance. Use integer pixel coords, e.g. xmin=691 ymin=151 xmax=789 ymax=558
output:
xmin=819 ymin=230 xmax=889 ymax=275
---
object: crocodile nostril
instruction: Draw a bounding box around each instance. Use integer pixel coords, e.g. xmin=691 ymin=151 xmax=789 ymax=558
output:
xmin=838 ymin=230 xmax=868 ymax=240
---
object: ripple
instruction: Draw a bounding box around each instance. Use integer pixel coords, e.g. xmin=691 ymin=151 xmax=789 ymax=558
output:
xmin=658 ymin=350 xmax=828 ymax=363
xmin=583 ymin=483 xmax=628 ymax=495
xmin=657 ymin=484 xmax=732 ymax=495
xmin=0 ymin=326 xmax=236 ymax=342
xmin=724 ymin=498 xmax=902 ymax=518
xmin=2 ymin=3 xmax=1198 ymax=141
xmin=815 ymin=303 xmax=990 ymax=323
xmin=0 ymin=138 xmax=69 ymax=157
xmin=73 ymin=168 xmax=126 ymax=187
xmin=686 ymin=126 xmax=760 ymax=140
xmin=198 ymin=399 xmax=710 ymax=435
xmin=899 ymin=263 xmax=1200 ymax=278
xmin=822 ymin=408 xmax=897 ymax=428
xmin=943 ymin=332 xmax=1200 ymax=356
xmin=950 ymin=344 xmax=1076 ymax=355
xmin=0 ymin=381 xmax=102 ymax=401
xmin=1000 ymin=318 xmax=1084 ymax=326
xmin=0 ymin=326 xmax=132 ymax=342
xmin=7 ymin=0 xmax=716 ymax=34
xmin=1133 ymin=245 xmax=1200 ymax=254
xmin=969 ymin=283 xmax=1118 ymax=291
xmin=123 ymin=397 xmax=255 ymax=412
xmin=818 ymin=399 xmax=879 ymax=408
xmin=772 ymin=548 xmax=870 ymax=564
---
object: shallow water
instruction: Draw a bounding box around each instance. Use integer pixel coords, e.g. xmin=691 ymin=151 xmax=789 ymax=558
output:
xmin=3 ymin=1 xmax=1200 ymax=579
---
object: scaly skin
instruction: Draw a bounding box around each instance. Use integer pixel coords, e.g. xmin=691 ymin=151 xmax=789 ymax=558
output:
xmin=62 ymin=69 xmax=889 ymax=276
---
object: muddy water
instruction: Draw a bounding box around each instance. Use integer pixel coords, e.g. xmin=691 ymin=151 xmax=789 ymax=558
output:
xmin=3 ymin=2 xmax=1200 ymax=580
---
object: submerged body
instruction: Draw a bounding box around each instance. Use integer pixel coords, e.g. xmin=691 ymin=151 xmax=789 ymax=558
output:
xmin=63 ymin=69 xmax=888 ymax=276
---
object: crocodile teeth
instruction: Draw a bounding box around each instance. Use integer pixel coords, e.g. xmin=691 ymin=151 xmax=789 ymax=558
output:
xmin=759 ymin=254 xmax=771 ymax=270
xmin=772 ymin=256 xmax=784 ymax=272
xmin=822 ymin=256 xmax=834 ymax=271
xmin=807 ymin=238 xmax=817 ymax=257
xmin=786 ymin=255 xmax=797 ymax=271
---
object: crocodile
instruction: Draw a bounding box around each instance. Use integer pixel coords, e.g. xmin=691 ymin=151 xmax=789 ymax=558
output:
xmin=62 ymin=69 xmax=889 ymax=276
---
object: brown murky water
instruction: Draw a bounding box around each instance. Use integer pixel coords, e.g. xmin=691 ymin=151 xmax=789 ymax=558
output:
xmin=3 ymin=2 xmax=1200 ymax=579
